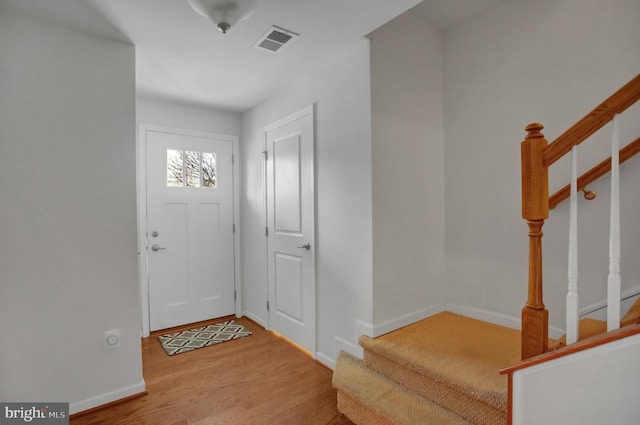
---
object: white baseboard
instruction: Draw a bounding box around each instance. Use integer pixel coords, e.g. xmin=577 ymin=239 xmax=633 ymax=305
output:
xmin=315 ymin=352 xmax=336 ymax=370
xmin=316 ymin=332 xmax=365 ymax=370
xmin=580 ymin=285 xmax=640 ymax=318
xmin=355 ymin=320 xmax=374 ymax=339
xmin=445 ymin=303 xmax=565 ymax=339
xmin=548 ymin=325 xmax=565 ymax=339
xmin=335 ymin=335 xmax=363 ymax=360
xmin=242 ymin=310 xmax=266 ymax=328
xmin=321 ymin=320 xmax=371 ymax=369
xmin=70 ymin=380 xmax=146 ymax=415
xmin=318 ymin=336 xmax=364 ymax=370
xmin=372 ymin=304 xmax=445 ymax=337
xmin=446 ymin=303 xmax=521 ymax=330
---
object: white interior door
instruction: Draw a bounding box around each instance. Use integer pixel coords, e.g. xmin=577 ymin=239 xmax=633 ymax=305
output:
xmin=146 ymin=129 xmax=235 ymax=331
xmin=265 ymin=106 xmax=315 ymax=355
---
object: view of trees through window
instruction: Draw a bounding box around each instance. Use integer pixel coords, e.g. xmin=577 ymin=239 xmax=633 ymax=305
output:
xmin=167 ymin=149 xmax=216 ymax=188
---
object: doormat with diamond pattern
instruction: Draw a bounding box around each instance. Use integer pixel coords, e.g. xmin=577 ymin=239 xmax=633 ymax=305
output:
xmin=158 ymin=320 xmax=252 ymax=356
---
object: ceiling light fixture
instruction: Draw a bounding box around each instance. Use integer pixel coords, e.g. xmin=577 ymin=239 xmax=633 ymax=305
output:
xmin=188 ymin=0 xmax=258 ymax=34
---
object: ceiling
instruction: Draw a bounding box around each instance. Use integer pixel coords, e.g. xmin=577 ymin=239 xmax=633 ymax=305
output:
xmin=1 ymin=0 xmax=503 ymax=112
xmin=412 ymin=0 xmax=504 ymax=30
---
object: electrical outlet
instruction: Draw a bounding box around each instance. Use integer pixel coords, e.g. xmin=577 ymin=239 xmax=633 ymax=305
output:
xmin=104 ymin=329 xmax=121 ymax=350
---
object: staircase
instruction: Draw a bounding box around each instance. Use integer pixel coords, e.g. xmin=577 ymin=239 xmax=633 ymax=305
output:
xmin=333 ymin=73 xmax=640 ymax=425
xmin=333 ymin=312 xmax=522 ymax=424
xmin=333 ymin=301 xmax=640 ymax=425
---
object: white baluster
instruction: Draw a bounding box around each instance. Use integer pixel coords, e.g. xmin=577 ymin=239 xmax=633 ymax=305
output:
xmin=566 ymin=145 xmax=579 ymax=344
xmin=607 ymin=115 xmax=621 ymax=332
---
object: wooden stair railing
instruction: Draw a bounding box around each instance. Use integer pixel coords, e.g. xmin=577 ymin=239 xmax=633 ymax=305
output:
xmin=542 ymin=75 xmax=640 ymax=166
xmin=549 ymin=136 xmax=640 ymax=209
xmin=521 ymin=123 xmax=550 ymax=360
xmin=520 ymin=73 xmax=640 ymax=360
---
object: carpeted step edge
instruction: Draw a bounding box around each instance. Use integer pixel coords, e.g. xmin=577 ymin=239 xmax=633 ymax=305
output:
xmin=359 ymin=335 xmax=508 ymax=412
xmin=363 ymin=349 xmax=506 ymax=425
xmin=357 ymin=313 xmax=515 ymax=412
xmin=337 ymin=392 xmax=396 ymax=425
xmin=333 ymin=351 xmax=473 ymax=425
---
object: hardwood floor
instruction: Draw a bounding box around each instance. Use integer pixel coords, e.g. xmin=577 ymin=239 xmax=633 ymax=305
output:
xmin=70 ymin=317 xmax=355 ymax=425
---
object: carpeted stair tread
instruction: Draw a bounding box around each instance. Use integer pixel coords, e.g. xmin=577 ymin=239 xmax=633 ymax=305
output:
xmin=333 ymin=351 xmax=473 ymax=425
xmin=359 ymin=312 xmax=519 ymax=412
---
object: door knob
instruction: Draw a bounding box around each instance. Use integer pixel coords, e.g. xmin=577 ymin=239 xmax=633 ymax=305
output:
xmin=297 ymin=242 xmax=311 ymax=251
xmin=151 ymin=244 xmax=166 ymax=252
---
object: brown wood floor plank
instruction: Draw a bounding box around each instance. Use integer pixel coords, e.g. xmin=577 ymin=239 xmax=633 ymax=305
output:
xmin=70 ymin=317 xmax=354 ymax=425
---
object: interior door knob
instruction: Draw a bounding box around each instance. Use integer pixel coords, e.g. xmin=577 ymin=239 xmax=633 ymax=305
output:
xmin=151 ymin=244 xmax=166 ymax=252
xmin=297 ymin=242 xmax=311 ymax=251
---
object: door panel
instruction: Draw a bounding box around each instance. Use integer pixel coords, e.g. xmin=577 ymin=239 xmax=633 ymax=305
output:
xmin=266 ymin=106 xmax=315 ymax=354
xmin=147 ymin=129 xmax=235 ymax=331
xmin=275 ymin=252 xmax=304 ymax=323
xmin=274 ymin=134 xmax=302 ymax=233
xmin=163 ymin=202 xmax=189 ymax=307
xmin=199 ymin=202 xmax=222 ymax=301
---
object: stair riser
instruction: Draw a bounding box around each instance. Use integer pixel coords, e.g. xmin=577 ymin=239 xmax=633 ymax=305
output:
xmin=333 ymin=352 xmax=474 ymax=425
xmin=337 ymin=392 xmax=396 ymax=425
xmin=364 ymin=350 xmax=507 ymax=425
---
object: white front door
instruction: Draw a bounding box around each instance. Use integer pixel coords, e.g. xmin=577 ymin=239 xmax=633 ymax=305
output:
xmin=265 ymin=106 xmax=315 ymax=355
xmin=146 ymin=128 xmax=236 ymax=331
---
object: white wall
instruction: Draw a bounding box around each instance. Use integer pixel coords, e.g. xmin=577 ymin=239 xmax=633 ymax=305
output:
xmin=137 ymin=97 xmax=242 ymax=136
xmin=513 ymin=333 xmax=640 ymax=424
xmin=369 ymin=12 xmax=446 ymax=334
xmin=443 ymin=0 xmax=640 ymax=330
xmin=0 ymin=10 xmax=144 ymax=413
xmin=240 ymin=40 xmax=374 ymax=366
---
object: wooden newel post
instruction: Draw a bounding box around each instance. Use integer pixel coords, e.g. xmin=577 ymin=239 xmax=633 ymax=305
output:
xmin=521 ymin=123 xmax=549 ymax=360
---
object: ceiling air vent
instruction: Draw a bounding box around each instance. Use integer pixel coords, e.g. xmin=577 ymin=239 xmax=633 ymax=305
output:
xmin=255 ymin=26 xmax=299 ymax=52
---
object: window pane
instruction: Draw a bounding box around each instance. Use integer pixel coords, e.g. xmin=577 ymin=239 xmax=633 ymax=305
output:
xmin=184 ymin=151 xmax=200 ymax=187
xmin=202 ymin=152 xmax=217 ymax=188
xmin=167 ymin=149 xmax=183 ymax=187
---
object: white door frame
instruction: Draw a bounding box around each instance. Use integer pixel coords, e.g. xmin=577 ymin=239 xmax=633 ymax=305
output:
xmin=137 ymin=123 xmax=241 ymax=337
xmin=264 ymin=104 xmax=316 ymax=356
